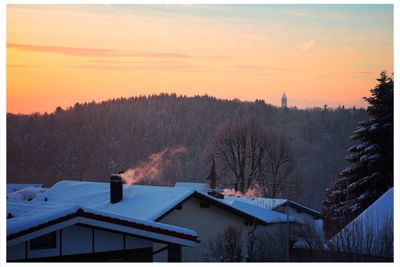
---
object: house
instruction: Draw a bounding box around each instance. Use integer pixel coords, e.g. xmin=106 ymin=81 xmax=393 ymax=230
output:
xmin=220 ymin=195 xmax=321 ymax=223
xmin=6 ymin=177 xmax=199 ymax=262
xmin=7 ymin=176 xmax=321 ymax=262
xmin=290 ymin=188 xmax=393 ymax=262
xmin=328 ymin=188 xmax=393 ymax=258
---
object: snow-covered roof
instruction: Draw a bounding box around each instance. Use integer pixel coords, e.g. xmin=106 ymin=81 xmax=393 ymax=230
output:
xmin=329 ymin=188 xmax=393 ymax=256
xmin=8 ymin=179 xmax=319 ymax=245
xmin=9 ymin=179 xmax=328 ymax=250
xmin=7 ymin=186 xmax=47 ymax=201
xmin=196 ymin=191 xmax=296 ymax=224
xmin=223 ymin=196 xmax=287 ymax=209
xmin=8 ymin=199 xmax=69 ymax=218
xmin=175 ymin=182 xmax=209 ymax=191
xmin=31 ymin=180 xmax=195 ymax=221
xmin=7 ymin=203 xmax=79 ymax=235
xmin=222 ymin=195 xmax=321 ymax=218
xmin=31 ymin=180 xmax=297 ymax=225
xmin=7 ymin=183 xmax=43 ymax=193
xmin=230 ymin=199 xmax=295 ymax=223
xmin=7 ymin=202 xmax=199 ymax=247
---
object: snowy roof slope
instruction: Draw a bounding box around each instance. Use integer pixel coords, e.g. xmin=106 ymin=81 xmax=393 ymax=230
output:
xmin=175 ymin=182 xmax=208 ymax=191
xmin=29 ymin=180 xmax=298 ymax=225
xmin=196 ymin=191 xmax=296 ymax=223
xmin=31 ymin=180 xmax=195 ymax=221
xmin=223 ymin=196 xmax=287 ymax=209
xmin=7 ymin=203 xmax=79 ymax=235
xmin=7 ymin=186 xmax=47 ymax=201
xmin=7 ymin=183 xmax=43 ymax=193
xmin=7 ymin=199 xmax=70 ymax=218
xmin=230 ymin=200 xmax=295 ymax=223
xmin=222 ymin=195 xmax=320 ymax=218
xmin=7 ymin=202 xmax=199 ymax=247
xmin=7 ymin=202 xmax=197 ymax=238
xmin=329 ymin=188 xmax=393 ymax=255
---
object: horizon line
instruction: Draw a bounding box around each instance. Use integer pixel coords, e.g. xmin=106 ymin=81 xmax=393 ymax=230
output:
xmin=7 ymin=92 xmax=367 ymax=116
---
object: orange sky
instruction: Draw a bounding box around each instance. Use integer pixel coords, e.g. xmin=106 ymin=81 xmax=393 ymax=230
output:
xmin=7 ymin=4 xmax=393 ymax=114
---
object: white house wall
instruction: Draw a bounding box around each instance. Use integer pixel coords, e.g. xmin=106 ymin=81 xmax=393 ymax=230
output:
xmin=62 ymin=225 xmax=92 ymax=255
xmin=157 ymin=196 xmax=265 ymax=262
xmin=7 ymin=242 xmax=25 ymax=261
xmin=94 ymin=229 xmax=124 ymax=253
xmin=288 ymin=207 xmax=315 ymax=224
xmin=126 ymin=236 xmax=152 ymax=250
xmin=8 ymin=225 xmax=154 ymax=261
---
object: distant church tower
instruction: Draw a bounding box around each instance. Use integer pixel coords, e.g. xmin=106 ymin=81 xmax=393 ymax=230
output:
xmin=281 ymin=92 xmax=287 ymax=108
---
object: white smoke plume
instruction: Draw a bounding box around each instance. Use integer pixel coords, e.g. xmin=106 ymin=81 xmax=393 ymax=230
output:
xmin=120 ymin=146 xmax=186 ymax=185
xmin=223 ymin=187 xmax=263 ymax=198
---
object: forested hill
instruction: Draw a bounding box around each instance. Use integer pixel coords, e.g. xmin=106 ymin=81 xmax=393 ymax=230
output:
xmin=7 ymin=94 xmax=368 ymax=210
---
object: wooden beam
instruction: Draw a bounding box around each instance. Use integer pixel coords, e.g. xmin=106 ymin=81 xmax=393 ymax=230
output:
xmin=152 ymin=245 xmax=168 ymax=255
xmin=59 ymin=229 xmax=62 ymax=256
xmin=92 ymin=227 xmax=95 ymax=253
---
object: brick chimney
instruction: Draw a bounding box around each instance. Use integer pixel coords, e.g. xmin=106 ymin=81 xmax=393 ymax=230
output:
xmin=110 ymin=174 xmax=123 ymax=204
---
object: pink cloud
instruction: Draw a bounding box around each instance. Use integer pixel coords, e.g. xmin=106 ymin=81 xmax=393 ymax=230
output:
xmin=7 ymin=43 xmax=193 ymax=58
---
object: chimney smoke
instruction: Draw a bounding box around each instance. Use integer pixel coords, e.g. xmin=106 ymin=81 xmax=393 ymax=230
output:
xmin=120 ymin=146 xmax=186 ymax=185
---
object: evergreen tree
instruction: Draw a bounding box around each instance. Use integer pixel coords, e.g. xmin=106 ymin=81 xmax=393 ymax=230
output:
xmin=322 ymin=71 xmax=394 ymax=237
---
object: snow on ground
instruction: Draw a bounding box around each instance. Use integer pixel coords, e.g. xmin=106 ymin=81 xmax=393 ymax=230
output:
xmin=292 ymin=219 xmax=326 ymax=249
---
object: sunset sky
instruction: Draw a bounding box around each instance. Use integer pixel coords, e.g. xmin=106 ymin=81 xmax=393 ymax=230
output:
xmin=7 ymin=4 xmax=393 ymax=114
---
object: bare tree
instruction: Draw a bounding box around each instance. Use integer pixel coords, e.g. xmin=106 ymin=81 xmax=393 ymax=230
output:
xmin=328 ymin=213 xmax=393 ymax=259
xmin=205 ymin=116 xmax=293 ymax=196
xmin=246 ymin=226 xmax=289 ymax=262
xmin=204 ymin=226 xmax=243 ymax=262
xmin=204 ymin=224 xmax=294 ymax=262
xmin=257 ymin=129 xmax=294 ymax=198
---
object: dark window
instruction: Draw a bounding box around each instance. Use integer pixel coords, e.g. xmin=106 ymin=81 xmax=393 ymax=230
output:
xmin=200 ymin=202 xmax=210 ymax=208
xmin=30 ymin=231 xmax=57 ymax=250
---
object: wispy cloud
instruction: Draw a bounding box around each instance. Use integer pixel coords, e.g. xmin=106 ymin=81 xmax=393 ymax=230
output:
xmin=7 ymin=43 xmax=194 ymax=59
xmin=104 ymin=4 xmax=190 ymax=52
xmin=8 ymin=43 xmax=227 ymax=60
xmin=7 ymin=64 xmax=35 ymax=69
xmin=234 ymin=65 xmax=265 ymax=71
xmin=301 ymin=40 xmax=316 ymax=52
xmin=341 ymin=70 xmax=376 ymax=74
xmin=292 ymin=10 xmax=349 ymax=19
xmin=66 ymin=63 xmax=206 ymax=72
xmin=87 ymin=59 xmax=181 ymax=65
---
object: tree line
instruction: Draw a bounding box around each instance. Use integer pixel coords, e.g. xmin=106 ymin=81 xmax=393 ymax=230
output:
xmin=7 ymin=93 xmax=367 ymax=210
